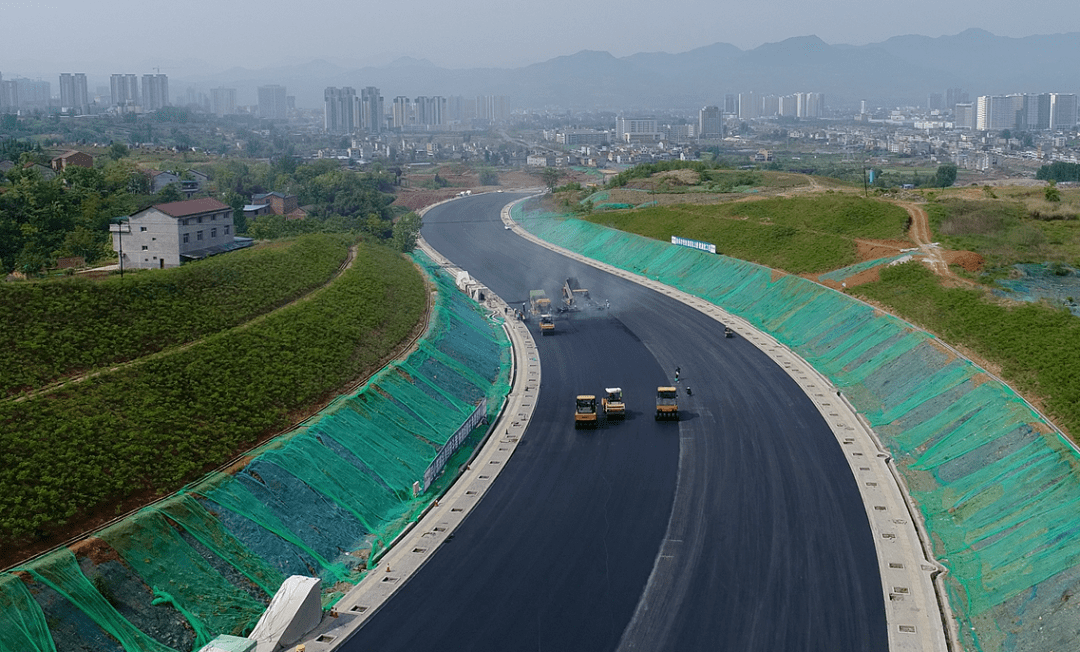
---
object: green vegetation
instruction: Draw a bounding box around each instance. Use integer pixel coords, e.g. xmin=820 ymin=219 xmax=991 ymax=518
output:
xmin=0 ymin=149 xmax=405 ymax=274
xmin=0 ymin=242 xmax=425 ymax=543
xmin=583 ymin=194 xmax=909 ymax=274
xmin=927 ymin=198 xmax=1080 ymax=272
xmin=1036 ymin=161 xmax=1080 ymax=183
xmin=541 ymin=167 xmax=561 ymax=191
xmin=855 ymin=261 xmax=1080 ymax=438
xmin=0 ymin=234 xmax=350 ymax=396
xmin=606 ymin=160 xmax=706 ymax=188
xmin=934 ymin=163 xmax=958 ymax=189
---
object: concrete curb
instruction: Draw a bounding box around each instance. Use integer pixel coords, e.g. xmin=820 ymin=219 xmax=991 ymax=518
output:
xmin=503 ymin=197 xmax=952 ymax=652
xmin=296 ymin=229 xmax=541 ymax=652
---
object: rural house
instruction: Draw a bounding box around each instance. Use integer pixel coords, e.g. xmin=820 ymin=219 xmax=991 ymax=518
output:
xmin=110 ymin=198 xmax=252 ymax=270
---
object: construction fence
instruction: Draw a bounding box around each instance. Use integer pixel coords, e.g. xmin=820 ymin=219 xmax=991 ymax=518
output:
xmin=0 ymin=252 xmax=511 ymax=652
xmin=512 ymin=202 xmax=1080 ymax=652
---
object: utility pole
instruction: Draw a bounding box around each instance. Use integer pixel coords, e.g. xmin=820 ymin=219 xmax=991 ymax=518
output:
xmin=111 ymin=217 xmax=129 ymax=279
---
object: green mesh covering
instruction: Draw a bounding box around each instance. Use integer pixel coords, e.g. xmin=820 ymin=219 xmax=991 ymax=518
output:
xmin=0 ymin=573 xmax=56 ymax=652
xmin=2 ymin=253 xmax=512 ymax=651
xmin=97 ymin=510 xmax=269 ymax=646
xmin=513 ymin=204 xmax=1080 ymax=652
xmin=15 ymin=550 xmax=174 ymax=652
xmin=817 ymin=253 xmax=925 ymax=284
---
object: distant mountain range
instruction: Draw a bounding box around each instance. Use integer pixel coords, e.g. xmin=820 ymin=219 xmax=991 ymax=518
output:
xmin=121 ymin=30 xmax=1080 ymax=110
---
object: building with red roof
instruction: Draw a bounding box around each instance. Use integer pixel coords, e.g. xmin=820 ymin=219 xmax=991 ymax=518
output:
xmin=110 ymin=197 xmax=252 ymax=270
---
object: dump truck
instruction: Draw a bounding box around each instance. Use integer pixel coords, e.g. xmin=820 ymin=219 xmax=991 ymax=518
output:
xmin=562 ymin=277 xmax=592 ymax=312
xmin=539 ymin=313 xmax=555 ymax=335
xmin=530 ymin=289 xmax=552 ymax=316
xmin=575 ymin=395 xmax=598 ymax=428
xmin=655 ymin=386 xmax=679 ymax=420
xmin=602 ymin=387 xmax=625 ymax=418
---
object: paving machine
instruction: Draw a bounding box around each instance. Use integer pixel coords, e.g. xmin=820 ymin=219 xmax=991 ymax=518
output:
xmin=530 ymin=289 xmax=552 ymax=316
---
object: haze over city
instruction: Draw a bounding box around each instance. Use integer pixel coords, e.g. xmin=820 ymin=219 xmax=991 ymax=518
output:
xmin=3 ymin=0 xmax=1080 ymax=74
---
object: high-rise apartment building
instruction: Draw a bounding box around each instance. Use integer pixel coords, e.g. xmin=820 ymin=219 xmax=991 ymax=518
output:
xmin=360 ymin=87 xmax=383 ymax=133
xmin=698 ymin=106 xmax=721 ymax=138
xmin=780 ymin=95 xmax=797 ymax=117
xmin=1049 ymin=93 xmax=1077 ymax=129
xmin=141 ymin=74 xmax=169 ymax=110
xmin=476 ymin=95 xmax=510 ymax=122
xmin=946 ymin=88 xmax=968 ymax=108
xmin=724 ymin=94 xmax=737 ymax=115
xmin=447 ymin=96 xmax=476 ymax=123
xmin=392 ymin=96 xmax=412 ymax=128
xmin=614 ymin=116 xmax=662 ymax=142
xmin=111 ymin=74 xmax=139 ymax=109
xmin=415 ymin=96 xmax=447 ymax=128
xmin=760 ymin=95 xmax=780 ymax=118
xmin=975 ymin=95 xmax=1020 ymax=131
xmin=257 ymin=85 xmax=288 ymax=119
xmin=324 ymin=87 xmax=358 ymax=134
xmin=210 ymin=87 xmax=237 ymax=117
xmin=954 ymin=103 xmax=975 ymax=129
xmin=738 ymin=92 xmax=758 ymax=119
xmin=59 ymin=73 xmax=88 ymax=114
xmin=796 ymin=92 xmax=825 ymax=118
xmin=7 ymin=78 xmax=50 ymax=109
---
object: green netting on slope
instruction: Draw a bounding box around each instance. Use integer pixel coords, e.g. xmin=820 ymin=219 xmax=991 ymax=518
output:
xmin=157 ymin=495 xmax=285 ymax=598
xmin=0 ymin=573 xmax=56 ymax=652
xmin=193 ymin=472 xmax=359 ymax=586
xmin=15 ymin=550 xmax=173 ymax=652
xmin=2 ymin=250 xmax=512 ymax=652
xmin=97 ymin=510 xmax=268 ymax=647
xmin=514 ymin=206 xmax=1080 ymax=652
xmin=818 ymin=253 xmax=925 ymax=284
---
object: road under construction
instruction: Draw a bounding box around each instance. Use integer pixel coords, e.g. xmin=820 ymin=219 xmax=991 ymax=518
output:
xmin=340 ymin=192 xmax=889 ymax=651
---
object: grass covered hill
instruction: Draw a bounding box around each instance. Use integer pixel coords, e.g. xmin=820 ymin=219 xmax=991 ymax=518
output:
xmin=0 ymin=240 xmax=426 ymax=559
xmin=583 ymin=194 xmax=910 ymax=274
xmin=0 ymin=234 xmax=352 ymax=396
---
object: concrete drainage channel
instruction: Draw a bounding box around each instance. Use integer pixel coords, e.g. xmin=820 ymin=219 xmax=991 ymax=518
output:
xmin=501 ymin=197 xmax=953 ymax=652
xmin=293 ymin=233 xmax=542 ymax=652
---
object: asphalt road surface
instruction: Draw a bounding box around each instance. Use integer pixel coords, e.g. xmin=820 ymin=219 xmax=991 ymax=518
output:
xmin=342 ymin=193 xmax=887 ymax=651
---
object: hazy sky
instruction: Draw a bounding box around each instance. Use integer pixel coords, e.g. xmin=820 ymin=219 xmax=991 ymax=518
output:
xmin=2 ymin=0 xmax=1079 ymax=76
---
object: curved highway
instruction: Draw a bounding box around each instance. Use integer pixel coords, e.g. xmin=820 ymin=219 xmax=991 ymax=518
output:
xmin=343 ymin=193 xmax=887 ymax=651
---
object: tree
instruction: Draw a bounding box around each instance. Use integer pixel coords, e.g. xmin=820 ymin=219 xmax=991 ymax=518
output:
xmin=392 ymin=212 xmax=422 ymax=252
xmin=479 ymin=168 xmax=499 ymax=186
xmin=155 ymin=183 xmax=183 ymax=203
xmin=1045 ymin=180 xmax=1061 ymax=202
xmin=108 ymin=142 xmax=129 ymax=160
xmin=934 ymin=164 xmax=958 ymax=188
xmin=541 ymin=167 xmax=561 ymax=191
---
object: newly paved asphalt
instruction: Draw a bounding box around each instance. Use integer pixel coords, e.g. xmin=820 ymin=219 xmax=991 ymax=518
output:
xmin=342 ymin=193 xmax=887 ymax=651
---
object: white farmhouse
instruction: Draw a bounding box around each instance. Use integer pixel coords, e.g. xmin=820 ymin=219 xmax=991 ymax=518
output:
xmin=110 ymin=198 xmax=252 ymax=270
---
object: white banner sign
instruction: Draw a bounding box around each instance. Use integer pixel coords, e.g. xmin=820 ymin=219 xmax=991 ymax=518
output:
xmin=671 ymin=235 xmax=717 ymax=254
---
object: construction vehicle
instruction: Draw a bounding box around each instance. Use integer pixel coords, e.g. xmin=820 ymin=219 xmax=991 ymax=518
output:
xmin=562 ymin=277 xmax=590 ymax=311
xmin=529 ymin=289 xmax=552 ymax=316
xmin=655 ymin=386 xmax=679 ymax=420
xmin=602 ymin=388 xmax=625 ymax=419
xmin=575 ymin=395 xmax=598 ymax=428
xmin=539 ymin=313 xmax=555 ymax=335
